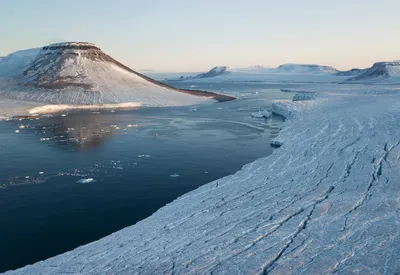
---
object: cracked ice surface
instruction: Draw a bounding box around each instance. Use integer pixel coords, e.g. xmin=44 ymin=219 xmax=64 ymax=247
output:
xmin=5 ymin=86 xmax=400 ymax=275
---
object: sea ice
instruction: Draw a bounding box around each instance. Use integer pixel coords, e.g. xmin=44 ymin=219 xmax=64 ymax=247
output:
xmin=138 ymin=155 xmax=151 ymax=158
xmin=7 ymin=84 xmax=400 ymax=275
xmin=76 ymin=178 xmax=96 ymax=184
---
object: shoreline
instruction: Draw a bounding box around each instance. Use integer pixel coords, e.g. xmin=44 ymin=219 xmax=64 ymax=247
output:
xmin=5 ymin=86 xmax=400 ymax=274
xmin=0 ymin=94 xmax=224 ymax=120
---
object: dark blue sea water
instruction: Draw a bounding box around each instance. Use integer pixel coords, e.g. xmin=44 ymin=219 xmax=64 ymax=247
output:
xmin=0 ymin=83 xmax=296 ymax=272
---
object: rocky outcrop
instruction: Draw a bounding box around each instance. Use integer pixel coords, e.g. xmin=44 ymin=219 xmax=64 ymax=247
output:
xmin=193 ymin=66 xmax=230 ymax=78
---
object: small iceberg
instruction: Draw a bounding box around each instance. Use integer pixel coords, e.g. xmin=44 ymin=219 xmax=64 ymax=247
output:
xmin=169 ymin=173 xmax=180 ymax=178
xmin=138 ymin=155 xmax=151 ymax=158
xmin=251 ymin=110 xmax=271 ymax=119
xmin=77 ymin=178 xmax=97 ymax=184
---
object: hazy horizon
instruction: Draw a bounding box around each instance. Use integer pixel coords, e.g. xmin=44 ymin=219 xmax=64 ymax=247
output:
xmin=1 ymin=0 xmax=399 ymax=72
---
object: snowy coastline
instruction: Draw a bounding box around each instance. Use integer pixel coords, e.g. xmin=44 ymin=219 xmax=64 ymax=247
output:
xmin=0 ymin=98 xmax=212 ymax=120
xmin=5 ymin=85 xmax=400 ymax=274
xmin=28 ymin=102 xmax=143 ymax=115
xmin=0 ymin=100 xmax=143 ymax=119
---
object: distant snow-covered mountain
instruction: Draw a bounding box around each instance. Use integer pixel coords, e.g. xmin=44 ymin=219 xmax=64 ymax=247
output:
xmin=194 ymin=66 xmax=230 ymax=78
xmin=0 ymin=48 xmax=41 ymax=77
xmin=184 ymin=61 xmax=400 ymax=83
xmin=188 ymin=63 xmax=345 ymax=83
xmin=193 ymin=64 xmax=340 ymax=79
xmin=0 ymin=42 xmax=233 ymax=107
xmin=273 ymin=64 xmax=339 ymax=74
xmin=345 ymin=61 xmax=400 ymax=82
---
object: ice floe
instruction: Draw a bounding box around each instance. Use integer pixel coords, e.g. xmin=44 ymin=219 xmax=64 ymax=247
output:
xmin=76 ymin=178 xmax=96 ymax=184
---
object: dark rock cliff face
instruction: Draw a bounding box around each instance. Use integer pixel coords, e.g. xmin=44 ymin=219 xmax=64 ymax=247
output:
xmin=42 ymin=44 xmax=100 ymax=51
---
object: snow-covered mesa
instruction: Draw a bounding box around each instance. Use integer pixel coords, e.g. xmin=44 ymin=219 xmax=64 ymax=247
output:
xmin=6 ymin=84 xmax=400 ymax=274
xmin=0 ymin=42 xmax=233 ymax=117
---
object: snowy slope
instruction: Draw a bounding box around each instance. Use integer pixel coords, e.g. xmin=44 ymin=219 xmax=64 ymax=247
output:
xmin=345 ymin=61 xmax=400 ymax=83
xmin=6 ymin=85 xmax=400 ymax=274
xmin=335 ymin=68 xmax=366 ymax=76
xmin=0 ymin=48 xmax=41 ymax=77
xmin=0 ymin=43 xmax=233 ymax=109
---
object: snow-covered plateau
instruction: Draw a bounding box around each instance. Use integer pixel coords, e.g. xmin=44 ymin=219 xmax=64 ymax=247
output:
xmin=183 ymin=62 xmax=400 ymax=84
xmin=5 ymin=84 xmax=400 ymax=274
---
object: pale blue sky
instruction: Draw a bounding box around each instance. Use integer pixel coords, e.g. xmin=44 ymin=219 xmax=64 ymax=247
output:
xmin=1 ymin=0 xmax=399 ymax=71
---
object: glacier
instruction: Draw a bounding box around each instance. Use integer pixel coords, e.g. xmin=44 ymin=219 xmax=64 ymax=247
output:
xmin=5 ymin=84 xmax=400 ymax=274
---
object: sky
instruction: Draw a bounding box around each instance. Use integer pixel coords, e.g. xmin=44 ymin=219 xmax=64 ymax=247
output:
xmin=1 ymin=0 xmax=399 ymax=71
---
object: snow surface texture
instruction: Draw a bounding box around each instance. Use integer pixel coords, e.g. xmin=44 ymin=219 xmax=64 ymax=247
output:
xmin=0 ymin=43 xmax=216 ymax=110
xmin=6 ymin=85 xmax=400 ymax=274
